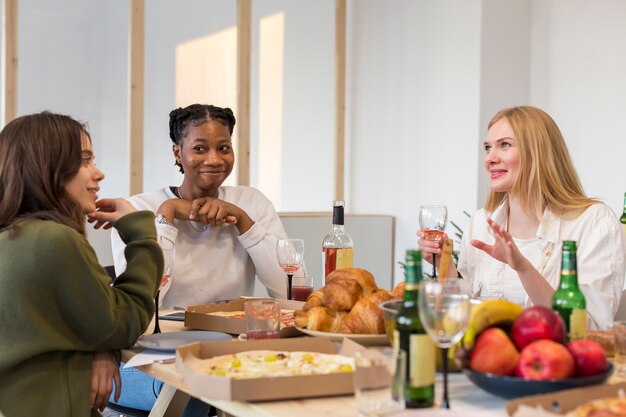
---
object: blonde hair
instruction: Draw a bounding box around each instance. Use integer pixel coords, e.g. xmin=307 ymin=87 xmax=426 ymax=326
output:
xmin=484 ymin=106 xmax=596 ymax=220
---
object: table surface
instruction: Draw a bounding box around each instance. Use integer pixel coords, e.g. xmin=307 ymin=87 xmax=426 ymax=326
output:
xmin=125 ymin=317 xmax=617 ymax=417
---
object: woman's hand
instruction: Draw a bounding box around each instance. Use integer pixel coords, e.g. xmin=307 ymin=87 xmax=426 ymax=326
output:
xmin=471 ymin=218 xmax=528 ymax=271
xmin=417 ymin=230 xmax=449 ymax=266
xmin=90 ymin=352 xmax=121 ymax=411
xmin=189 ymin=197 xmax=254 ymax=234
xmin=87 ymin=198 xmax=136 ymax=229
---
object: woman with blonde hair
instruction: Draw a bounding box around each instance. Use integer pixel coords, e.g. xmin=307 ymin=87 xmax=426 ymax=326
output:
xmin=418 ymin=106 xmax=625 ymax=329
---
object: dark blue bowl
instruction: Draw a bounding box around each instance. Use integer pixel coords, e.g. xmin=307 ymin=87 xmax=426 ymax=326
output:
xmin=463 ymin=363 xmax=614 ymax=399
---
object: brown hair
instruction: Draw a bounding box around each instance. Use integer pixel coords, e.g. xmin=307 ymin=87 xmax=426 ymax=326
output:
xmin=0 ymin=112 xmax=89 ymax=236
xmin=484 ymin=106 xmax=596 ymax=220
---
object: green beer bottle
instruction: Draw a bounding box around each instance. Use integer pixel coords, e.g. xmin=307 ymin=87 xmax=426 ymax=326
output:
xmin=551 ymin=241 xmax=587 ymax=340
xmin=394 ymin=250 xmax=435 ymax=408
xmin=619 ymin=193 xmax=626 ymax=233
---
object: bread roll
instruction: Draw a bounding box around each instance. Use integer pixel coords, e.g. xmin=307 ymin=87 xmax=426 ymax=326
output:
xmin=295 ymin=306 xmax=346 ymax=333
xmin=326 ymin=268 xmax=377 ymax=297
xmin=302 ymin=289 xmax=325 ymax=312
xmin=324 ymin=277 xmax=362 ymax=311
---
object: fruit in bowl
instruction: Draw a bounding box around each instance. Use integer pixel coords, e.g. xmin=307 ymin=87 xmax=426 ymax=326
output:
xmin=461 ymin=302 xmax=612 ymax=399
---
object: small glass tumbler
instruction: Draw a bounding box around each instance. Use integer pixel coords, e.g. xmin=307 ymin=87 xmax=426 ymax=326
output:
xmin=354 ymin=348 xmax=405 ymax=417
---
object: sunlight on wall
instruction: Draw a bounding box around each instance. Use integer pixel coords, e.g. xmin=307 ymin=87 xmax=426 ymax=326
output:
xmin=175 ymin=27 xmax=238 ymax=186
xmin=258 ymin=12 xmax=284 ymax=208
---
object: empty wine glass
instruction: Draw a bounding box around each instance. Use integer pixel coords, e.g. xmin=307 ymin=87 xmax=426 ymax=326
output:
xmin=419 ymin=205 xmax=448 ymax=278
xmin=154 ymin=236 xmax=174 ymax=334
xmin=276 ymin=239 xmax=305 ymax=300
xmin=418 ymin=278 xmax=471 ymax=409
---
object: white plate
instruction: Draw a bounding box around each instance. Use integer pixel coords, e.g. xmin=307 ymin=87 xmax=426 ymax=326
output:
xmin=295 ymin=327 xmax=389 ymax=346
xmin=137 ymin=331 xmax=232 ymax=352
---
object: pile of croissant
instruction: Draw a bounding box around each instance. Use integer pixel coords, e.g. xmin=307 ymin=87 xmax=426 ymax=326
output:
xmin=294 ymin=268 xmax=405 ymax=334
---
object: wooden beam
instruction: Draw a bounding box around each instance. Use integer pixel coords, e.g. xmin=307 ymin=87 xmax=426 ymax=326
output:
xmin=335 ymin=0 xmax=346 ymax=201
xmin=236 ymin=0 xmax=252 ymax=186
xmin=3 ymin=0 xmax=18 ymax=123
xmin=129 ymin=0 xmax=145 ymax=195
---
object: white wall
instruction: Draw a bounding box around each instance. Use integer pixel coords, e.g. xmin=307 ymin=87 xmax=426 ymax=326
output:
xmin=6 ymin=0 xmax=626 ymax=282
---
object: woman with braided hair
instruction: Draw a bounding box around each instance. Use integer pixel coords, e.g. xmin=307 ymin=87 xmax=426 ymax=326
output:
xmin=109 ymin=104 xmax=288 ymax=413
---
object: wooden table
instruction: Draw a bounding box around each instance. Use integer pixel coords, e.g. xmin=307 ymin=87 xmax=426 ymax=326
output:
xmin=124 ymin=318 xmax=509 ymax=417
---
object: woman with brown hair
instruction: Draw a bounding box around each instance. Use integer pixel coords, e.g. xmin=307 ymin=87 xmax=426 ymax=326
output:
xmin=418 ymin=106 xmax=626 ymax=329
xmin=0 ymin=112 xmax=162 ymax=416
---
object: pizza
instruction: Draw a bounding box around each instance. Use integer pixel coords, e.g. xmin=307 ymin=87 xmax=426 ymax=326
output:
xmin=208 ymin=310 xmax=295 ymax=328
xmin=569 ymin=397 xmax=626 ymax=417
xmin=191 ymin=350 xmax=354 ymax=379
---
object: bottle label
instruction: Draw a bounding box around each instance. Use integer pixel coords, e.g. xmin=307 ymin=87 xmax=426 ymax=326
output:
xmin=336 ymin=248 xmax=353 ymax=270
xmin=570 ymin=308 xmax=587 ymax=340
xmin=409 ymin=334 xmax=436 ymax=387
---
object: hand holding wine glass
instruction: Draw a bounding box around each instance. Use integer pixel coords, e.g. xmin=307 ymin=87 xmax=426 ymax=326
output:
xmin=276 ymin=239 xmax=304 ymax=300
xmin=418 ymin=278 xmax=471 ymax=409
xmin=153 ymin=236 xmax=174 ymax=334
xmin=419 ymin=205 xmax=448 ymax=278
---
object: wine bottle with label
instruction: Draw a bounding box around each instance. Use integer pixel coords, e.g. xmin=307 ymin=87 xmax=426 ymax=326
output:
xmin=619 ymin=193 xmax=626 ymax=234
xmin=322 ymin=200 xmax=354 ymax=283
xmin=551 ymin=241 xmax=587 ymax=341
xmin=394 ymin=249 xmax=435 ymax=408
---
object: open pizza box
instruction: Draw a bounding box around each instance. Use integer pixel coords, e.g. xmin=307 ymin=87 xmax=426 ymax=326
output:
xmin=184 ymin=298 xmax=304 ymax=337
xmin=506 ymin=381 xmax=626 ymax=416
xmin=176 ymin=337 xmax=365 ymax=401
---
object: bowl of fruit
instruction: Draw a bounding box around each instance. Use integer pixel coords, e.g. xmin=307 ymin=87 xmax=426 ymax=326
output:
xmin=461 ymin=302 xmax=613 ymax=399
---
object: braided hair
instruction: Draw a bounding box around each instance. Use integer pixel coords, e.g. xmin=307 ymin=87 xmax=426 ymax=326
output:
xmin=168 ymin=104 xmax=236 ymax=173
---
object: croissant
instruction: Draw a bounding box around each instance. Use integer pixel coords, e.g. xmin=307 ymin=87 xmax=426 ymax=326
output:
xmin=302 ymin=289 xmax=325 ymax=312
xmin=326 ymin=268 xmax=377 ymax=297
xmin=338 ymin=296 xmax=386 ymax=334
xmin=391 ymin=281 xmax=405 ymax=300
xmin=324 ymin=277 xmax=362 ymax=312
xmin=295 ymin=306 xmax=346 ymax=333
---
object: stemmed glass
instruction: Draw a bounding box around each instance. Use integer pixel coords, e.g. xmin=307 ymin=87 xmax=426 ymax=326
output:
xmin=154 ymin=236 xmax=174 ymax=335
xmin=419 ymin=205 xmax=448 ymax=278
xmin=418 ymin=278 xmax=471 ymax=409
xmin=276 ymin=239 xmax=305 ymax=300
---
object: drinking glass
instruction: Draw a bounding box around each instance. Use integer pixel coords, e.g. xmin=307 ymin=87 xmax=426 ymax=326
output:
xmin=276 ymin=239 xmax=305 ymax=300
xmin=154 ymin=236 xmax=174 ymax=335
xmin=419 ymin=205 xmax=448 ymax=278
xmin=418 ymin=278 xmax=471 ymax=409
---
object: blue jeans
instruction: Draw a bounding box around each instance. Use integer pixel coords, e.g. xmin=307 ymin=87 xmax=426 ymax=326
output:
xmin=110 ymin=364 xmax=212 ymax=416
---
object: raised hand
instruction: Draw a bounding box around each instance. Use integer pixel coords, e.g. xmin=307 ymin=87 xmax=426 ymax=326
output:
xmin=471 ymin=218 xmax=527 ymax=271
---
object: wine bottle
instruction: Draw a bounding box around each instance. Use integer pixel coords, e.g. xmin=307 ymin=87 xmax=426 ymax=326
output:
xmin=394 ymin=250 xmax=435 ymax=408
xmin=619 ymin=193 xmax=626 ymax=234
xmin=322 ymin=200 xmax=354 ymax=283
xmin=551 ymin=241 xmax=587 ymax=341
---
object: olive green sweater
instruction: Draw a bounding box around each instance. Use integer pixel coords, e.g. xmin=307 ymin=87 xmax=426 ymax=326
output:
xmin=0 ymin=211 xmax=162 ymax=417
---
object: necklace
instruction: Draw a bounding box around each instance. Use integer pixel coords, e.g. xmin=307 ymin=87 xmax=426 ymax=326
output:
xmin=174 ymin=186 xmax=208 ymax=232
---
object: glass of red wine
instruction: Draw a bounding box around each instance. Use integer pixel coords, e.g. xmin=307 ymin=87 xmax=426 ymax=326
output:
xmin=419 ymin=205 xmax=448 ymax=278
xmin=154 ymin=236 xmax=174 ymax=334
xmin=276 ymin=239 xmax=305 ymax=300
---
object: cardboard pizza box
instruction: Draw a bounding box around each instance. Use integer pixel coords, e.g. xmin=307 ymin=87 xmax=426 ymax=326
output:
xmin=176 ymin=337 xmax=364 ymax=401
xmin=184 ymin=298 xmax=305 ymax=337
xmin=506 ymin=381 xmax=626 ymax=416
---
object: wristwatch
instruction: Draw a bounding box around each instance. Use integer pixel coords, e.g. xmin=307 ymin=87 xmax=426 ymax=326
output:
xmin=155 ymin=214 xmax=174 ymax=227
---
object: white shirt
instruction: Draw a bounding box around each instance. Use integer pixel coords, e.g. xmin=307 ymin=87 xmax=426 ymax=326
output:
xmin=111 ymin=186 xmax=289 ymax=309
xmin=458 ymin=200 xmax=626 ymax=330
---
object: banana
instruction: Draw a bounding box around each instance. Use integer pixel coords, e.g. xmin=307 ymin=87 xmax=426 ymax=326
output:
xmin=461 ymin=299 xmax=524 ymax=350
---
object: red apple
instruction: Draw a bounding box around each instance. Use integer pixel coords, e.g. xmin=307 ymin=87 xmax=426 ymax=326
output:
xmin=469 ymin=327 xmax=519 ymax=376
xmin=516 ymin=339 xmax=575 ymax=380
xmin=511 ymin=306 xmax=566 ymax=350
xmin=566 ymin=339 xmax=608 ymax=377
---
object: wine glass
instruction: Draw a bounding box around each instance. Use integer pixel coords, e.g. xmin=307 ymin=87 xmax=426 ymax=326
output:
xmin=419 ymin=205 xmax=448 ymax=278
xmin=154 ymin=236 xmax=174 ymax=334
xmin=276 ymin=239 xmax=305 ymax=300
xmin=418 ymin=278 xmax=471 ymax=409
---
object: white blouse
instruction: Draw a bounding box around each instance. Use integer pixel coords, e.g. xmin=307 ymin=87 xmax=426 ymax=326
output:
xmin=458 ymin=200 xmax=626 ymax=330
